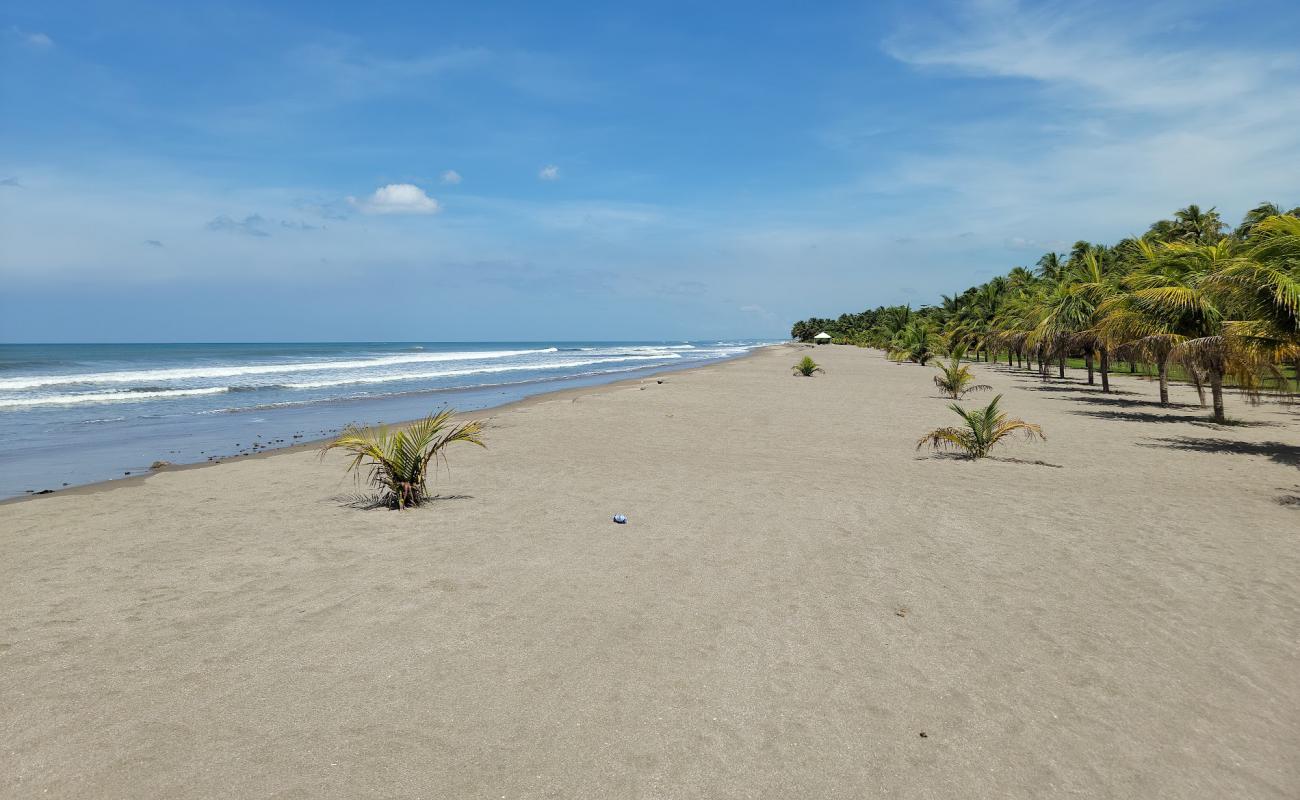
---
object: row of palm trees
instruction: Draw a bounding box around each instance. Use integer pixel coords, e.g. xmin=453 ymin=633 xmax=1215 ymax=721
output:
xmin=792 ymin=204 xmax=1300 ymax=423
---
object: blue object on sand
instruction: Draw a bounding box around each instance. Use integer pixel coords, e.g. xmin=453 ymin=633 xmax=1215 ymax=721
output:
xmin=613 ymin=514 xmax=627 ymax=524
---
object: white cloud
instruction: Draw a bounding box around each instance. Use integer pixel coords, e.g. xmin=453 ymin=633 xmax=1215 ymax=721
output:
xmin=884 ymin=2 xmax=1295 ymax=114
xmin=6 ymin=27 xmax=53 ymax=48
xmin=348 ymin=183 xmax=441 ymax=215
xmin=538 ymin=164 xmax=560 ymax=181
xmin=12 ymin=28 xmax=53 ymax=48
xmin=440 ymin=169 xmax=462 ymax=185
xmin=864 ymin=0 xmax=1300 ymax=254
xmin=739 ymin=304 xmax=765 ymax=313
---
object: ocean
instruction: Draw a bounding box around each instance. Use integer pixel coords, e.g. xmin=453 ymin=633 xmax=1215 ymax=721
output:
xmin=0 ymin=340 xmax=776 ymax=499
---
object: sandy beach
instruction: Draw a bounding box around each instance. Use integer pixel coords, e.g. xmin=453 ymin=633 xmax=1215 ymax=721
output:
xmin=2 ymin=343 xmax=1297 ymax=798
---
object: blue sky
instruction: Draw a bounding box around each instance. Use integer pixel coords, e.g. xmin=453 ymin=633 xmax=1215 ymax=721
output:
xmin=2 ymin=0 xmax=1298 ymax=342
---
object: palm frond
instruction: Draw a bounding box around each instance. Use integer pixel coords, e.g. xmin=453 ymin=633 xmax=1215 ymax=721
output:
xmin=917 ymin=394 xmax=1043 ymax=459
xmin=915 ymin=427 xmax=976 ymax=453
xmin=321 ymin=409 xmax=485 ymax=509
xmin=792 ymin=355 xmax=824 ymax=376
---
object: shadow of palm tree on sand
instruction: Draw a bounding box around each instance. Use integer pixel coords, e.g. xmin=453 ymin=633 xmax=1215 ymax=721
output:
xmin=1138 ymin=437 xmax=1300 ymax=468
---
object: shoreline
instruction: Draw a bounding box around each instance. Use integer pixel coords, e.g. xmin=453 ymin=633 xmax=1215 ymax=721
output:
xmin=1 ymin=344 xmax=784 ymax=505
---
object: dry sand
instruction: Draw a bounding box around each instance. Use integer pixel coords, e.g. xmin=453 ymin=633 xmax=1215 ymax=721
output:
xmin=2 ymin=344 xmax=1298 ymax=799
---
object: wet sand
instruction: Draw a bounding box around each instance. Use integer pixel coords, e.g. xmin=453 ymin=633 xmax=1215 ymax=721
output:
xmin=2 ymin=344 xmax=1297 ymax=798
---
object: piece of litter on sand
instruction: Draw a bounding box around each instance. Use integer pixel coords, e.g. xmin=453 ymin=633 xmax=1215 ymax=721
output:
xmin=612 ymin=514 xmax=627 ymax=524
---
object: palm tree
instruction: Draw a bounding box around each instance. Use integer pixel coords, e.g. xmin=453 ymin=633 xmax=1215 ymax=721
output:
xmin=989 ymin=270 xmax=1041 ymax=369
xmin=1234 ymin=202 xmax=1286 ymax=239
xmin=1096 ymin=238 xmax=1179 ymax=403
xmin=322 ymin=409 xmax=486 ymax=509
xmin=790 ymin=320 xmax=817 ymax=342
xmin=969 ymin=278 xmax=1008 ymax=362
xmin=1005 ymin=266 xmax=1037 ymax=295
xmin=1173 ymin=204 xmax=1226 ymax=243
xmin=1032 ymin=247 xmax=1116 ymax=389
xmin=1067 ymin=240 xmax=1093 ymax=267
xmin=1146 ymin=218 xmax=1179 ymax=242
xmin=1216 ymin=214 xmax=1300 ymax=387
xmin=1099 ymin=239 xmax=1278 ymax=422
xmin=870 ymin=305 xmax=914 ymax=348
xmin=915 ymin=394 xmax=1045 ymax=459
xmin=792 ymin=355 xmax=825 ymax=376
xmin=888 ymin=320 xmax=942 ymax=365
xmin=1035 ymin=252 xmax=1065 ymax=282
xmin=932 ymin=348 xmax=992 ymax=399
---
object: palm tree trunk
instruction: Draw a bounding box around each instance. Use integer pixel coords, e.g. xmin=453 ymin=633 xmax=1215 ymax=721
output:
xmin=1210 ymin=370 xmax=1226 ymax=423
xmin=1129 ymin=360 xmax=1136 ymax=374
xmin=1007 ymin=350 xmax=1012 ymax=367
xmin=1158 ymin=360 xmax=1169 ymax=406
xmin=1058 ymin=354 xmax=1065 ymax=378
xmin=1085 ymin=352 xmax=1095 ymax=385
xmin=1100 ymin=349 xmax=1111 ymax=393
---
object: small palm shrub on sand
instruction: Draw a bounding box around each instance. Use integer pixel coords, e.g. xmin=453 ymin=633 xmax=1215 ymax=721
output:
xmin=792 ymin=355 xmax=825 ymax=376
xmin=916 ymin=394 xmax=1044 ymax=459
xmin=932 ymin=348 xmax=992 ymax=399
xmin=322 ymin=409 xmax=485 ymax=509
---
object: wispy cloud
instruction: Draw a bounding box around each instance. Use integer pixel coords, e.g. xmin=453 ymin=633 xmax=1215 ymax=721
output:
xmin=197 ymin=43 xmax=600 ymax=135
xmin=206 ymin=214 xmax=270 ymax=237
xmin=8 ymin=27 xmax=53 ymax=48
xmin=348 ymin=183 xmax=441 ymax=215
xmin=279 ymin=219 xmax=321 ymax=231
xmin=869 ymin=0 xmax=1300 ymax=245
xmin=884 ymin=2 xmax=1296 ymax=113
xmin=440 ymin=169 xmax=462 ymax=185
xmin=296 ymin=200 xmax=350 ymax=221
xmin=143 ymin=239 xmax=164 ymax=248
xmin=287 ymin=43 xmax=492 ymax=102
xmin=538 ymin=164 xmax=560 ymax=181
xmin=0 ymin=177 xmax=21 ymax=188
xmin=533 ymin=202 xmax=661 ymax=231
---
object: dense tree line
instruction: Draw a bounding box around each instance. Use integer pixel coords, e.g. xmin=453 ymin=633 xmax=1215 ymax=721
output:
xmin=791 ymin=203 xmax=1300 ymax=422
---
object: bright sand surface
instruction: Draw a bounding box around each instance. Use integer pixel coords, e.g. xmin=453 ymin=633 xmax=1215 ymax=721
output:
xmin=2 ymin=344 xmax=1298 ymax=798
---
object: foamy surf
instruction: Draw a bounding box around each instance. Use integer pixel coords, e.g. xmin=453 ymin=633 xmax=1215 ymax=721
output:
xmin=0 ymin=347 xmax=561 ymax=391
xmin=279 ymin=355 xmax=674 ymax=389
xmin=0 ymin=386 xmax=230 ymax=408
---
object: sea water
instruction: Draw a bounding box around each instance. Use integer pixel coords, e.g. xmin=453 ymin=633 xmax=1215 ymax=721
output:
xmin=0 ymin=340 xmax=775 ymax=499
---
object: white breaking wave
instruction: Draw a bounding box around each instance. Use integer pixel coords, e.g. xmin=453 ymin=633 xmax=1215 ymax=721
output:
xmin=0 ymin=347 xmax=561 ymax=390
xmin=578 ymin=344 xmax=695 ymax=353
xmin=281 ymin=355 xmax=674 ymax=389
xmin=196 ymin=363 xmax=662 ymax=414
xmin=0 ymin=387 xmax=229 ymax=408
xmin=0 ymin=343 xmax=762 ymax=411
